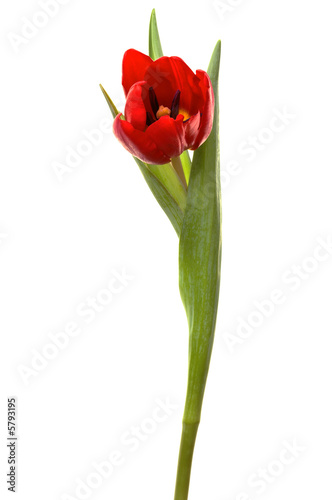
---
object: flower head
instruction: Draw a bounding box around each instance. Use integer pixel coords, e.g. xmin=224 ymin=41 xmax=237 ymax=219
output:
xmin=113 ymin=49 xmax=214 ymax=165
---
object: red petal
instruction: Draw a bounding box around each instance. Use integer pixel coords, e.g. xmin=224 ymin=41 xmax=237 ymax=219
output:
xmin=144 ymin=56 xmax=204 ymax=115
xmin=182 ymin=111 xmax=201 ymax=149
xmin=146 ymin=115 xmax=186 ymax=159
xmin=122 ymin=49 xmax=153 ymax=97
xmin=190 ymin=71 xmax=214 ymax=149
xmin=113 ymin=114 xmax=170 ymax=165
xmin=124 ymin=81 xmax=148 ymax=132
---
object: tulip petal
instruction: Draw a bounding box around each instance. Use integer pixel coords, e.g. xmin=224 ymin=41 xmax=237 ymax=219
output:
xmin=190 ymin=71 xmax=215 ymax=150
xmin=122 ymin=49 xmax=153 ymax=97
xmin=144 ymin=57 xmax=204 ymax=116
xmin=113 ymin=114 xmax=170 ymax=165
xmin=124 ymin=81 xmax=149 ymax=132
xmin=146 ymin=115 xmax=186 ymax=159
xmin=182 ymin=111 xmax=201 ymax=150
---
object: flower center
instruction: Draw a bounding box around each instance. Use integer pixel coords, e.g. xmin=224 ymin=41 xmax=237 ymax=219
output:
xmin=146 ymin=87 xmax=190 ymax=126
xmin=156 ymin=105 xmax=171 ymax=119
xmin=178 ymin=108 xmax=191 ymax=121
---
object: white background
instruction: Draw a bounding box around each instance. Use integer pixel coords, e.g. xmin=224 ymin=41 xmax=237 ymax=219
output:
xmin=1 ymin=0 xmax=332 ymax=499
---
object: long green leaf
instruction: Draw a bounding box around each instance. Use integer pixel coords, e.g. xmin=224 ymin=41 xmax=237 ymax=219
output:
xmin=174 ymin=40 xmax=221 ymax=499
xmin=134 ymin=157 xmax=184 ymax=236
xmin=148 ymin=163 xmax=187 ymax=213
xmin=100 ymin=9 xmax=195 ymax=238
xmin=99 ymin=84 xmax=186 ymax=234
xmin=180 ymin=39 xmax=221 ymax=422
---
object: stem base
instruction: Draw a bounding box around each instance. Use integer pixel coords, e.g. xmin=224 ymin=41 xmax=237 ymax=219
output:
xmin=174 ymin=422 xmax=199 ymax=500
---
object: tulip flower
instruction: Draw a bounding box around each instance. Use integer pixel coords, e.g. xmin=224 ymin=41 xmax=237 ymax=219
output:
xmin=100 ymin=9 xmax=221 ymax=500
xmin=113 ymin=49 xmax=214 ymax=167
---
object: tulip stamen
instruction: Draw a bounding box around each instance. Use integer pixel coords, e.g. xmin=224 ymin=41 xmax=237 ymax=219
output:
xmin=170 ymin=90 xmax=181 ymax=119
xmin=149 ymin=86 xmax=159 ymax=118
xmin=146 ymin=111 xmax=155 ymax=126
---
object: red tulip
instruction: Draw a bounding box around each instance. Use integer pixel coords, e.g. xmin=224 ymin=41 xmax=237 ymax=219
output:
xmin=113 ymin=49 xmax=214 ymax=165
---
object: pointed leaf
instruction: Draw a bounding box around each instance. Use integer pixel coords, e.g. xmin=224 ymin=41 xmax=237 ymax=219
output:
xmin=99 ymin=84 xmax=120 ymax=118
xmin=149 ymin=9 xmax=163 ymax=60
xmin=179 ymin=40 xmax=222 ymax=424
xmin=180 ymin=150 xmax=192 ymax=184
xmin=134 ymin=157 xmax=184 ymax=235
xmin=148 ymin=162 xmax=187 ymax=213
xmin=100 ymin=84 xmax=186 ymax=234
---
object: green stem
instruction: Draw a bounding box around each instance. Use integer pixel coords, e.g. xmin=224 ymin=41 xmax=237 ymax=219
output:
xmin=173 ymin=338 xmax=211 ymax=500
xmin=174 ymin=422 xmax=199 ymax=500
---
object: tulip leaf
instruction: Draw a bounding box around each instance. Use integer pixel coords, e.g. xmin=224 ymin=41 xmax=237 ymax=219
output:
xmin=180 ymin=39 xmax=221 ymax=422
xmin=134 ymin=157 xmax=184 ymax=236
xmin=180 ymin=150 xmax=192 ymax=184
xmin=149 ymin=9 xmax=163 ymax=60
xmin=99 ymin=84 xmax=120 ymax=118
xmin=175 ymin=40 xmax=221 ymax=497
xmin=99 ymin=83 xmax=186 ymax=235
xmin=148 ymin=163 xmax=187 ymax=213
xmin=101 ymin=9 xmax=192 ymax=239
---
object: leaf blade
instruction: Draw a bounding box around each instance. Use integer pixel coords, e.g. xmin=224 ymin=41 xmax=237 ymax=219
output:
xmin=149 ymin=9 xmax=163 ymax=60
xmin=99 ymin=84 xmax=120 ymax=119
xmin=99 ymin=84 xmax=186 ymax=234
xmin=148 ymin=162 xmax=187 ymax=213
xmin=180 ymin=150 xmax=192 ymax=184
xmin=134 ymin=157 xmax=184 ymax=235
xmin=179 ymin=40 xmax=222 ymax=424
